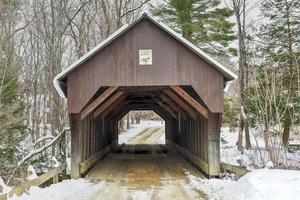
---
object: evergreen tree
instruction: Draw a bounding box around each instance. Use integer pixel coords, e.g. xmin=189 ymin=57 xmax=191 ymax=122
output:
xmin=0 ymin=0 xmax=26 ymax=165
xmin=153 ymin=0 xmax=236 ymax=56
xmin=258 ymin=0 xmax=300 ymax=146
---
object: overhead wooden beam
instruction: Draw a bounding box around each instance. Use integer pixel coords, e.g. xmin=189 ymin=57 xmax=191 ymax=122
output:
xmin=153 ymin=107 xmax=171 ymax=121
xmin=93 ymin=91 xmax=125 ymax=118
xmin=160 ymin=94 xmax=187 ymax=120
xmin=80 ymin=86 xmax=118 ymax=120
xmin=170 ymin=86 xmax=208 ymax=118
xmin=157 ymin=101 xmax=177 ymax=119
xmin=111 ymin=107 xmax=130 ymax=121
xmin=164 ymin=90 xmax=197 ymax=119
xmin=104 ymin=100 xmax=129 ymax=120
xmin=96 ymin=95 xmax=127 ymax=118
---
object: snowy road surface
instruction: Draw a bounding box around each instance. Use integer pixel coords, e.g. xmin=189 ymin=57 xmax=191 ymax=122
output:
xmin=85 ymin=145 xmax=207 ymax=200
xmin=118 ymin=120 xmax=165 ymax=144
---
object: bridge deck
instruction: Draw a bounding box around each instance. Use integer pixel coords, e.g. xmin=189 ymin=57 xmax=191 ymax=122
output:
xmin=85 ymin=145 xmax=207 ymax=200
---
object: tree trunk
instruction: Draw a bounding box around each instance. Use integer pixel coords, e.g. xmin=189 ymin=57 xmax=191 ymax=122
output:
xmin=245 ymin=119 xmax=251 ymax=149
xmin=237 ymin=114 xmax=244 ymax=151
xmin=126 ymin=113 xmax=130 ymax=129
xmin=119 ymin=119 xmax=124 ymax=133
xmin=282 ymin=115 xmax=291 ymax=147
xmin=136 ymin=116 xmax=141 ymax=124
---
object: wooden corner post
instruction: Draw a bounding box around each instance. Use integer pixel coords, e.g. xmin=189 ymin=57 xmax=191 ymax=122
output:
xmin=207 ymin=112 xmax=222 ymax=177
xmin=69 ymin=113 xmax=83 ymax=179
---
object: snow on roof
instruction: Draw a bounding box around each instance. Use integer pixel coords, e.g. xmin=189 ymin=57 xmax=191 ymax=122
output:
xmin=54 ymin=12 xmax=237 ymax=98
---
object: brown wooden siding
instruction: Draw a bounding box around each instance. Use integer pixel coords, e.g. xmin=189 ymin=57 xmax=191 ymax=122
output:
xmin=67 ymin=19 xmax=224 ymax=114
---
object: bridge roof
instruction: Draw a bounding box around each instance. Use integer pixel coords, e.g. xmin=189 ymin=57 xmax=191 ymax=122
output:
xmin=54 ymin=12 xmax=237 ymax=98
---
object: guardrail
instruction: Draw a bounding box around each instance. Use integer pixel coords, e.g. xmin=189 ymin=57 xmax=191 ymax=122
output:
xmin=220 ymin=162 xmax=249 ymax=180
xmin=0 ymin=164 xmax=67 ymax=200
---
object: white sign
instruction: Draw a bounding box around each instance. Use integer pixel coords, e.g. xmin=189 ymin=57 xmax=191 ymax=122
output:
xmin=139 ymin=49 xmax=152 ymax=65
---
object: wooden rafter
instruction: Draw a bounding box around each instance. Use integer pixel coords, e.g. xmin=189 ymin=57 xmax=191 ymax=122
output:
xmin=160 ymin=94 xmax=187 ymax=120
xmin=170 ymin=86 xmax=208 ymax=118
xmin=164 ymin=90 xmax=197 ymax=119
xmin=93 ymin=91 xmax=125 ymax=118
xmin=103 ymin=100 xmax=129 ymax=120
xmin=110 ymin=107 xmax=130 ymax=121
xmin=96 ymin=95 xmax=127 ymax=118
xmin=80 ymin=86 xmax=118 ymax=120
xmin=153 ymin=107 xmax=171 ymax=121
xmin=157 ymin=101 xmax=177 ymax=119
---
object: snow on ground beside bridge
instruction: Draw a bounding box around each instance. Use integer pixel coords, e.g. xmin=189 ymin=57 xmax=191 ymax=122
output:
xmin=10 ymin=169 xmax=300 ymax=200
xmin=10 ymin=179 xmax=105 ymax=200
xmin=187 ymin=169 xmax=300 ymax=200
xmin=220 ymin=127 xmax=300 ymax=169
xmin=118 ymin=120 xmax=164 ymax=144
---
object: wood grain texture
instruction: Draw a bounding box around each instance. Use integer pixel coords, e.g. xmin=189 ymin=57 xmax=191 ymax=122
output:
xmin=157 ymin=101 xmax=177 ymax=119
xmin=160 ymin=93 xmax=187 ymax=119
xmin=67 ymin=19 xmax=224 ymax=113
xmin=164 ymin=90 xmax=197 ymax=119
xmin=170 ymin=86 xmax=208 ymax=118
xmin=80 ymin=86 xmax=118 ymax=120
xmin=93 ymin=91 xmax=124 ymax=118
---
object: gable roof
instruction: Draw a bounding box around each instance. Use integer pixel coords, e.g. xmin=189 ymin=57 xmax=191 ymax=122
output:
xmin=54 ymin=12 xmax=237 ymax=98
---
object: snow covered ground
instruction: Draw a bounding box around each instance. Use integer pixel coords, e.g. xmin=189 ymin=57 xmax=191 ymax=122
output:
xmin=118 ymin=120 xmax=165 ymax=144
xmin=220 ymin=127 xmax=300 ymax=169
xmin=10 ymin=179 xmax=105 ymax=200
xmin=5 ymin=124 xmax=300 ymax=200
xmin=10 ymin=169 xmax=300 ymax=200
xmin=186 ymin=169 xmax=300 ymax=200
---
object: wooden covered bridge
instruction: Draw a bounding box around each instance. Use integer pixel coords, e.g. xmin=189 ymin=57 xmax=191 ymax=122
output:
xmin=53 ymin=12 xmax=236 ymax=179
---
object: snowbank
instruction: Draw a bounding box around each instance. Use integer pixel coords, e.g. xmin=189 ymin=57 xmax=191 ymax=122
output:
xmin=187 ymin=169 xmax=300 ymax=200
xmin=11 ymin=179 xmax=104 ymax=200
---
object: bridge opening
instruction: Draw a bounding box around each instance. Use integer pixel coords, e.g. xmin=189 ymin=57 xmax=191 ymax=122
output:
xmin=118 ymin=110 xmax=165 ymax=145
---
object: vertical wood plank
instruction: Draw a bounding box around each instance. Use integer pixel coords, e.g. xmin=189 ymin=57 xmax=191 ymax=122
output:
xmin=69 ymin=114 xmax=82 ymax=179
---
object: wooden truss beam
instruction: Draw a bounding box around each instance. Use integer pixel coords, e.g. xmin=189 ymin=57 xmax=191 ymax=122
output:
xmin=153 ymin=107 xmax=172 ymax=121
xmin=93 ymin=91 xmax=125 ymax=118
xmin=170 ymin=86 xmax=208 ymax=118
xmin=95 ymin=95 xmax=127 ymax=118
xmin=164 ymin=90 xmax=197 ymax=119
xmin=157 ymin=101 xmax=177 ymax=119
xmin=160 ymin=94 xmax=187 ymax=120
xmin=105 ymin=100 xmax=129 ymax=120
xmin=80 ymin=86 xmax=118 ymax=120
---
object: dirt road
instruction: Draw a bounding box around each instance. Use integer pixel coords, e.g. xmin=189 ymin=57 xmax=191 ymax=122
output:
xmin=84 ymin=127 xmax=207 ymax=200
xmin=128 ymin=126 xmax=165 ymax=144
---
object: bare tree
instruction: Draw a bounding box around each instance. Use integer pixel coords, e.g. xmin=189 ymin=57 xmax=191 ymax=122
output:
xmin=227 ymin=0 xmax=252 ymax=150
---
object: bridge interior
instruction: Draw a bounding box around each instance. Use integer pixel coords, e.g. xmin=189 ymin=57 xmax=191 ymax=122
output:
xmin=69 ymin=85 xmax=221 ymax=180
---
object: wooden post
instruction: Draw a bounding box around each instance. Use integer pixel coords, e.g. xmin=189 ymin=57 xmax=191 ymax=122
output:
xmin=207 ymin=112 xmax=221 ymax=177
xmin=69 ymin=113 xmax=82 ymax=179
xmin=52 ymin=174 xmax=59 ymax=184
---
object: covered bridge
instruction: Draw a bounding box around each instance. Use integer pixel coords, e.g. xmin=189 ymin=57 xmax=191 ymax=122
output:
xmin=53 ymin=12 xmax=236 ymax=179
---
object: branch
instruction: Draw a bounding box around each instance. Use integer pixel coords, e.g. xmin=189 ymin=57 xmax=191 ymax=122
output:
xmin=33 ymin=136 xmax=55 ymax=148
xmin=120 ymin=0 xmax=151 ymax=18
xmin=6 ymin=128 xmax=70 ymax=185
xmin=63 ymin=0 xmax=94 ymax=34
